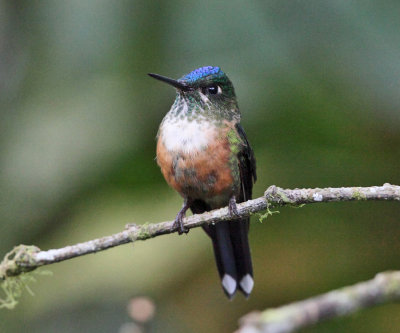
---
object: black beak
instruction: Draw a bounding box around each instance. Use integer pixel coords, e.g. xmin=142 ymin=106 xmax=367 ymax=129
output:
xmin=148 ymin=73 xmax=191 ymax=91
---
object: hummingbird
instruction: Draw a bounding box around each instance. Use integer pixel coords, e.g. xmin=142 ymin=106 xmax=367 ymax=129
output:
xmin=149 ymin=66 xmax=257 ymax=298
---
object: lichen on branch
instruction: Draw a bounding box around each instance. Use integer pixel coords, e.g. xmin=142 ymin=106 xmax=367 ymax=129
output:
xmin=237 ymin=271 xmax=400 ymax=333
xmin=0 ymin=183 xmax=399 ymax=310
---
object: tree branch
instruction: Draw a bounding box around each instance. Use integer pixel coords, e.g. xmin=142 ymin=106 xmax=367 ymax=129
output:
xmin=1 ymin=184 xmax=399 ymax=280
xmin=237 ymin=271 xmax=400 ymax=333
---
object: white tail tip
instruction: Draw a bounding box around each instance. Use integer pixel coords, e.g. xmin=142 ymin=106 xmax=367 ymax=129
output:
xmin=240 ymin=274 xmax=254 ymax=295
xmin=222 ymin=274 xmax=237 ymax=296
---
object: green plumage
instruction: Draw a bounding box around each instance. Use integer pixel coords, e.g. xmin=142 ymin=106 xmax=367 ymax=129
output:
xmin=149 ymin=66 xmax=256 ymax=298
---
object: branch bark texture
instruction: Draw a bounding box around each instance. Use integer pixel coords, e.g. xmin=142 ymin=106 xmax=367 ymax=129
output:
xmin=237 ymin=271 xmax=400 ymax=333
xmin=1 ymin=184 xmax=399 ymax=279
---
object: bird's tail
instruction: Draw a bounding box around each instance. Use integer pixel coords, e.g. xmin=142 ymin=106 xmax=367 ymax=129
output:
xmin=204 ymin=218 xmax=253 ymax=298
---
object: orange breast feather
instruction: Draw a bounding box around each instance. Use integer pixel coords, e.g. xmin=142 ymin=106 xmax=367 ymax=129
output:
xmin=156 ymin=127 xmax=236 ymax=199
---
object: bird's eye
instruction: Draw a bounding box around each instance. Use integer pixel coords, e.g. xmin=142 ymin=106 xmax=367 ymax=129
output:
xmin=207 ymin=84 xmax=219 ymax=94
xmin=201 ymin=84 xmax=222 ymax=96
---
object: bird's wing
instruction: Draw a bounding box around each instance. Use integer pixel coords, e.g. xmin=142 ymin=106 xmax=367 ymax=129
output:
xmin=235 ymin=122 xmax=257 ymax=202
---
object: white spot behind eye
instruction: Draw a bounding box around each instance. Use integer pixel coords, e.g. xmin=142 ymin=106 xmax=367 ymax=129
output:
xmin=217 ymin=85 xmax=222 ymax=94
xmin=199 ymin=91 xmax=210 ymax=104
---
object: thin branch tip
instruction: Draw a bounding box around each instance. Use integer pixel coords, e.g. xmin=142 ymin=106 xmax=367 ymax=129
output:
xmin=237 ymin=270 xmax=400 ymax=333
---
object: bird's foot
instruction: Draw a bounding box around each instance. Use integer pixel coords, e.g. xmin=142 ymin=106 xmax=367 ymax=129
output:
xmin=228 ymin=196 xmax=240 ymax=217
xmin=173 ymin=211 xmax=189 ymax=235
xmin=172 ymin=199 xmax=191 ymax=235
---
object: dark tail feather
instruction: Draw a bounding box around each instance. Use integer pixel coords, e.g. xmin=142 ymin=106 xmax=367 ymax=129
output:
xmin=203 ymin=219 xmax=253 ymax=299
xmin=193 ymin=200 xmax=253 ymax=298
xmin=207 ymin=221 xmax=238 ymax=298
xmin=229 ymin=217 xmax=253 ymax=297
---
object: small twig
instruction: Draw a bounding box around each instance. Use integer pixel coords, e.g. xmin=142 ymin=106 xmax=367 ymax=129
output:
xmin=237 ymin=271 xmax=400 ymax=333
xmin=1 ymin=184 xmax=399 ymax=279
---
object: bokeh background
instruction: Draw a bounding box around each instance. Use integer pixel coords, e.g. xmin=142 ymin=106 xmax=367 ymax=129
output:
xmin=1 ymin=1 xmax=400 ymax=332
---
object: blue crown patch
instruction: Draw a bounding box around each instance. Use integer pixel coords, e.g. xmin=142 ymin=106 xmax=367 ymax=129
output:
xmin=180 ymin=66 xmax=222 ymax=83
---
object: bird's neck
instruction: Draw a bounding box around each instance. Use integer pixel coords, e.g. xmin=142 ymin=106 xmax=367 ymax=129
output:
xmin=165 ymin=94 xmax=240 ymax=123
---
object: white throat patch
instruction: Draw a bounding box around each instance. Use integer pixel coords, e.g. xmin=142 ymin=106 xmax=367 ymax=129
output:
xmin=161 ymin=117 xmax=211 ymax=154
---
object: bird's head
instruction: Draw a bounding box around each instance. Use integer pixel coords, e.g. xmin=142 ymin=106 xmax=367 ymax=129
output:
xmin=149 ymin=66 xmax=239 ymax=120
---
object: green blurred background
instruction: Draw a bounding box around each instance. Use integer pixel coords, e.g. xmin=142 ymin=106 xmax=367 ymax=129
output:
xmin=1 ymin=1 xmax=400 ymax=332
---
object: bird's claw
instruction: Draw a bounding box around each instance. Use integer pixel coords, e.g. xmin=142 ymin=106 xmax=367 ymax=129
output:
xmin=172 ymin=211 xmax=189 ymax=235
xmin=171 ymin=199 xmax=191 ymax=235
